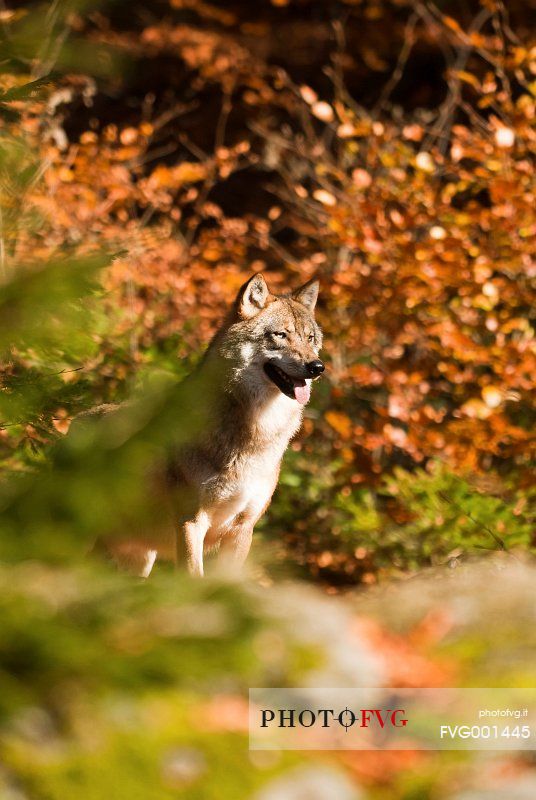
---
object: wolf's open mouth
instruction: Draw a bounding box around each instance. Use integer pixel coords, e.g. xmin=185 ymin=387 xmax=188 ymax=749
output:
xmin=263 ymin=362 xmax=311 ymax=405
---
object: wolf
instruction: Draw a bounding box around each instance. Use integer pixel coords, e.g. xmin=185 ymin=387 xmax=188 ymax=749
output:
xmin=99 ymin=273 xmax=324 ymax=577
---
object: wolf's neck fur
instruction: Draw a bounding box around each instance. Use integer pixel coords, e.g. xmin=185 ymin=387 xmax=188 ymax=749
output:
xmin=192 ymin=349 xmax=302 ymax=462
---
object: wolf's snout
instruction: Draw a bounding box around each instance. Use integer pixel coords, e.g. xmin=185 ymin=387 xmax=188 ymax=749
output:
xmin=306 ymin=359 xmax=325 ymax=377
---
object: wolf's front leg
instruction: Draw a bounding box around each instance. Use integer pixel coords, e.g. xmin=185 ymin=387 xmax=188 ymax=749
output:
xmin=178 ymin=511 xmax=210 ymax=576
xmin=218 ymin=521 xmax=254 ymax=569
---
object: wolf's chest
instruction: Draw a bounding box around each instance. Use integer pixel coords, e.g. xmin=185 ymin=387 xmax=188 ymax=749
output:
xmin=207 ymin=455 xmax=277 ymax=530
xmin=201 ymin=395 xmax=301 ymax=537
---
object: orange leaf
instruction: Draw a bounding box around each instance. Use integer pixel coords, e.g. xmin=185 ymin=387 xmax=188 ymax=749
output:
xmin=325 ymin=410 xmax=353 ymax=439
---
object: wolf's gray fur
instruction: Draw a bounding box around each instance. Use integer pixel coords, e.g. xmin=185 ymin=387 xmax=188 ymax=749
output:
xmin=101 ymin=273 xmax=324 ymax=576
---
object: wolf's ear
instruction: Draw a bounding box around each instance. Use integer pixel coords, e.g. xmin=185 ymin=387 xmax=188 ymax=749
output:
xmin=293 ymin=279 xmax=319 ymax=312
xmin=237 ymin=273 xmax=270 ymax=318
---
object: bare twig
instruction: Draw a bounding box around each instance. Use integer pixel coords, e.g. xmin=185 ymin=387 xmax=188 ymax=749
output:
xmin=426 ymin=5 xmax=492 ymax=156
xmin=374 ymin=13 xmax=419 ymax=115
xmin=437 ymin=490 xmax=507 ymax=551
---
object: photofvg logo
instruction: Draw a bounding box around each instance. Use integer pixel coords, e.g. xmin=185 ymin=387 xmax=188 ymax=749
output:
xmin=249 ymin=688 xmax=536 ymax=751
xmin=250 ymin=689 xmax=413 ymax=750
xmin=260 ymin=706 xmax=408 ymax=732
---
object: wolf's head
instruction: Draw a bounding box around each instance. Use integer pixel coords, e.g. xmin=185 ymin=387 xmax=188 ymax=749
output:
xmin=215 ymin=273 xmax=324 ymax=406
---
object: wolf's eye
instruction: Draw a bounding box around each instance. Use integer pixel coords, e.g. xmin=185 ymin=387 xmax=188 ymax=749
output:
xmin=272 ymin=331 xmax=287 ymax=339
xmin=308 ymin=333 xmax=315 ymax=342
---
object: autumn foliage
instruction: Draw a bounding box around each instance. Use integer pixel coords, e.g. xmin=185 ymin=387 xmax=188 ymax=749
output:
xmin=0 ymin=3 xmax=535 ymax=799
xmin=1 ymin=0 xmax=535 ymax=578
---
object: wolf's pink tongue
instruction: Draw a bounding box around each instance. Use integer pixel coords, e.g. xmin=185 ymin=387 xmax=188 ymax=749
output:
xmin=294 ymin=381 xmax=311 ymax=405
